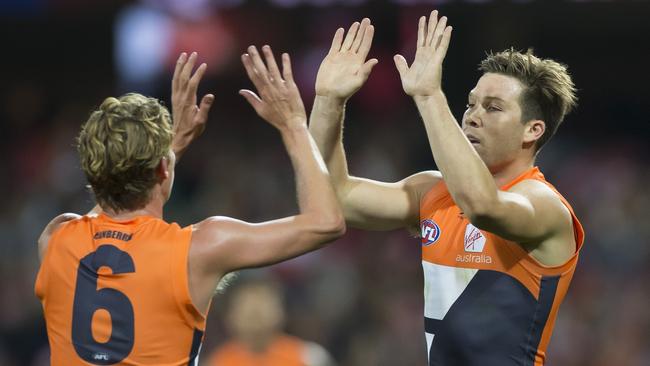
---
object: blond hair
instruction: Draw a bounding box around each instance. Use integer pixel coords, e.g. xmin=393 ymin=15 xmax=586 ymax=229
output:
xmin=479 ymin=48 xmax=577 ymax=151
xmin=77 ymin=93 xmax=173 ymax=212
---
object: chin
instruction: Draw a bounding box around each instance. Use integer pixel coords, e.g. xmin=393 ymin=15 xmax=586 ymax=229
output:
xmin=473 ymin=146 xmax=487 ymax=160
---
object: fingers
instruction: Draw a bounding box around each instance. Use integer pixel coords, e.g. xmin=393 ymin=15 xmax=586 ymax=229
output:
xmin=361 ymin=58 xmax=379 ymax=77
xmin=172 ymin=52 xmax=187 ymax=91
xmin=431 ymin=16 xmax=448 ymax=48
xmin=241 ymin=53 xmax=262 ymax=89
xmin=342 ymin=21 xmax=360 ymax=51
xmin=262 ymin=45 xmax=282 ymax=82
xmin=358 ymin=24 xmax=375 ymax=60
xmin=187 ymin=63 xmax=207 ymax=99
xmin=180 ymin=52 xmax=198 ymax=88
xmin=417 ymin=16 xmax=426 ymax=47
xmin=247 ymin=46 xmax=270 ymax=82
xmin=426 ymin=10 xmax=438 ymax=46
xmin=239 ymin=89 xmax=263 ymax=112
xmin=196 ymin=94 xmax=214 ymax=123
xmin=393 ymin=54 xmax=409 ymax=78
xmin=328 ymin=28 xmax=344 ymax=54
xmin=281 ymin=53 xmax=294 ymax=83
xmin=435 ymin=26 xmax=453 ymax=60
xmin=419 ymin=10 xmax=449 ymax=49
xmin=242 ymin=46 xmax=293 ymax=91
xmin=352 ymin=18 xmax=370 ymax=53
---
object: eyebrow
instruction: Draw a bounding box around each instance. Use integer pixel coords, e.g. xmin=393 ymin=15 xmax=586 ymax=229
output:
xmin=467 ymin=93 xmax=507 ymax=103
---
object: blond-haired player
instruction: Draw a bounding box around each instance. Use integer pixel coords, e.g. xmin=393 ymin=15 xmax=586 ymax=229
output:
xmin=310 ymin=13 xmax=584 ymax=365
xmin=35 ymin=47 xmax=345 ymax=365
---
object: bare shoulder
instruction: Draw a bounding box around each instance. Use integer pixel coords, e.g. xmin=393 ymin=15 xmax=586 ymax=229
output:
xmin=38 ymin=213 xmax=82 ymax=261
xmin=402 ymin=170 xmax=442 ymax=197
xmin=510 ymin=179 xmax=568 ymax=208
xmin=189 ymin=216 xmax=246 ymax=268
xmin=191 ymin=216 xmax=246 ymax=246
xmin=508 ymin=179 xmax=574 ymax=240
xmin=403 ymin=170 xmax=442 ymax=185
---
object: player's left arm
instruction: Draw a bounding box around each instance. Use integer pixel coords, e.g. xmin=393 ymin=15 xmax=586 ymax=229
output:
xmin=38 ymin=213 xmax=81 ymax=261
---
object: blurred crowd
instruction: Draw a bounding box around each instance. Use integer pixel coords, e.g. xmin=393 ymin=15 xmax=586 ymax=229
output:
xmin=1 ymin=1 xmax=648 ymax=365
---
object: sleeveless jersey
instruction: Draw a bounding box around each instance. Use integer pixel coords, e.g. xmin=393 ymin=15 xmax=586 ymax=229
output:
xmin=35 ymin=213 xmax=206 ymax=365
xmin=419 ymin=167 xmax=584 ymax=366
xmin=207 ymin=334 xmax=308 ymax=366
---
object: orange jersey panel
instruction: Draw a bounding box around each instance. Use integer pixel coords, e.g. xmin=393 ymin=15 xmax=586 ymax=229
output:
xmin=35 ymin=213 xmax=206 ymax=365
xmin=207 ymin=334 xmax=306 ymax=366
xmin=419 ymin=167 xmax=584 ymax=366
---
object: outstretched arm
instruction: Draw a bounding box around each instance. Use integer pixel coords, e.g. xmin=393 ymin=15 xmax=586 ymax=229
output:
xmin=395 ymin=11 xmax=573 ymax=251
xmin=192 ymin=46 xmax=345 ymax=280
xmin=309 ymin=18 xmax=440 ymax=232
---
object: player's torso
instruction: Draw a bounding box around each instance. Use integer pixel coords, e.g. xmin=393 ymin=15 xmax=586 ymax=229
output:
xmin=35 ymin=214 xmax=205 ymax=366
xmin=418 ymin=167 xmax=582 ymax=366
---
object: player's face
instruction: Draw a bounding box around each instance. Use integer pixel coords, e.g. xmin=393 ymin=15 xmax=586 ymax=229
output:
xmin=461 ymin=73 xmax=528 ymax=170
xmin=228 ymin=287 xmax=284 ymax=340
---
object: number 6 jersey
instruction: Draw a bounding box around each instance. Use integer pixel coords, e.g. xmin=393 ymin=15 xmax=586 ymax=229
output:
xmin=35 ymin=213 xmax=205 ymax=365
xmin=419 ymin=167 xmax=584 ymax=366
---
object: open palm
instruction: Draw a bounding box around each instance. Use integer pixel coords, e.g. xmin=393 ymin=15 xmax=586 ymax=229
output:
xmin=394 ymin=11 xmax=452 ymax=97
xmin=315 ymin=18 xmax=378 ymax=100
xmin=171 ymin=52 xmax=214 ymax=159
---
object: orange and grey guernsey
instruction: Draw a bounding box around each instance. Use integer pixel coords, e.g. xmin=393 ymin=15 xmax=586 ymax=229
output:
xmin=35 ymin=213 xmax=206 ymax=365
xmin=207 ymin=334 xmax=309 ymax=366
xmin=419 ymin=167 xmax=584 ymax=366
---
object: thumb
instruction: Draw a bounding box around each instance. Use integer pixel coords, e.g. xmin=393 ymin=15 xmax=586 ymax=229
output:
xmin=196 ymin=94 xmax=214 ymax=123
xmin=393 ymin=54 xmax=409 ymax=78
xmin=239 ymin=89 xmax=263 ymax=113
xmin=361 ymin=58 xmax=379 ymax=77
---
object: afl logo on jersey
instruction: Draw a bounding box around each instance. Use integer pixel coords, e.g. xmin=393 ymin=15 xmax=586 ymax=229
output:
xmin=421 ymin=219 xmax=441 ymax=246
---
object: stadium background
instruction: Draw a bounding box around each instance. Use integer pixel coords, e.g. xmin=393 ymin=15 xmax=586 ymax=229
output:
xmin=1 ymin=0 xmax=648 ymax=365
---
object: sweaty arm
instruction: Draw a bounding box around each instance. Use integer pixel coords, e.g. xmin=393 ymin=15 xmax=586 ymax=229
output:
xmin=309 ymin=19 xmax=441 ymax=232
xmin=395 ymin=11 xmax=574 ymax=263
xmin=310 ymin=96 xmax=440 ymax=231
xmin=191 ymin=46 xmax=345 ymax=285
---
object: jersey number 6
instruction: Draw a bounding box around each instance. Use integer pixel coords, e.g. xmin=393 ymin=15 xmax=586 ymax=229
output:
xmin=71 ymin=244 xmax=135 ymax=364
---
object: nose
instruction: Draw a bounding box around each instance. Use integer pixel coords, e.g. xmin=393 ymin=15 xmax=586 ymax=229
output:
xmin=466 ymin=118 xmax=480 ymax=128
xmin=463 ymin=108 xmax=481 ymax=128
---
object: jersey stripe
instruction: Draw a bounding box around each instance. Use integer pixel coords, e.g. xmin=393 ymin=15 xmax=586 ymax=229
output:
xmin=523 ymin=276 xmax=560 ymax=366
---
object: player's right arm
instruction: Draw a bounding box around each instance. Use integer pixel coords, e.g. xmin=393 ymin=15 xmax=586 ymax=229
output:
xmin=309 ymin=19 xmax=441 ymax=232
xmin=190 ymin=46 xmax=345 ymax=294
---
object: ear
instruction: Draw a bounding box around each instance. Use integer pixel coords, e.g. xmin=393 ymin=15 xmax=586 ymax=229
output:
xmin=156 ymin=156 xmax=170 ymax=182
xmin=523 ymin=119 xmax=545 ymax=145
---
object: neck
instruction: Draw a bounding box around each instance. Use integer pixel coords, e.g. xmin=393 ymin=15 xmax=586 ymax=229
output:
xmin=102 ymin=192 xmax=165 ymax=220
xmin=490 ymin=156 xmax=535 ymax=188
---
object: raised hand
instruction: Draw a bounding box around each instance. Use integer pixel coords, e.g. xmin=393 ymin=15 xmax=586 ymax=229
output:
xmin=171 ymin=52 xmax=214 ymax=159
xmin=315 ymin=18 xmax=378 ymax=101
xmin=240 ymin=45 xmax=307 ymax=131
xmin=394 ymin=11 xmax=452 ymax=97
